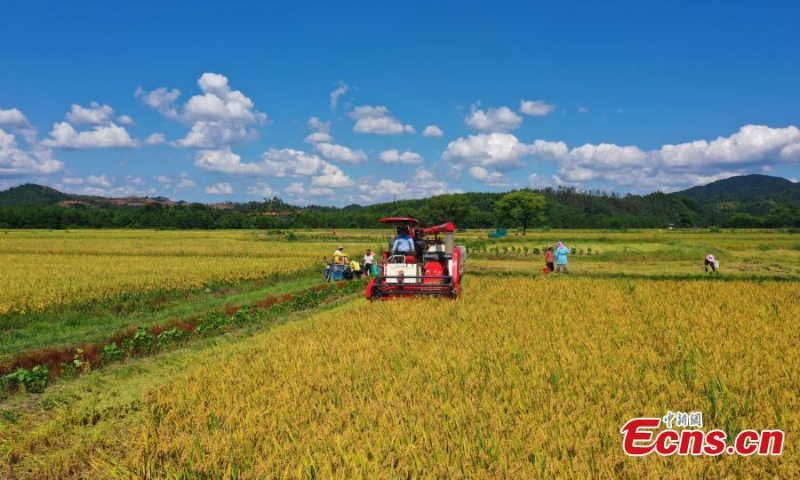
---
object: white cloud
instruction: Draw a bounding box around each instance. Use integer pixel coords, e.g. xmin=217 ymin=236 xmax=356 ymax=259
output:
xmin=379 ymin=149 xmax=423 ymax=165
xmin=284 ymin=182 xmax=335 ymax=197
xmin=465 ymin=103 xmax=522 ymax=132
xmin=117 ymin=115 xmax=134 ymax=125
xmin=468 ymin=166 xmax=512 ymax=188
xmin=422 ymin=125 xmax=444 ymax=138
xmin=0 ymin=129 xmax=63 ymax=176
xmin=126 ymin=175 xmax=145 ymax=185
xmin=144 ymin=133 xmax=166 ymax=145
xmin=61 ymin=176 xmax=84 ymax=185
xmin=330 ymin=81 xmax=349 ymax=111
xmin=577 ymin=107 xmax=590 ymax=114
xmin=175 ymin=120 xmax=255 ymax=148
xmin=307 ymin=116 xmax=331 ymax=133
xmin=313 ymin=142 xmax=367 ymax=164
xmin=66 ymin=102 xmax=115 ymax=126
xmin=194 ymin=147 xmax=263 ymax=175
xmin=184 ymin=73 xmax=266 ymax=125
xmin=42 ymin=122 xmax=138 ymax=149
xmin=205 ymin=182 xmax=234 ymax=195
xmin=135 ymin=86 xmax=181 ymax=119
xmin=519 ymin=100 xmax=556 ymax=116
xmin=442 ymin=133 xmax=542 ymax=170
xmin=310 ymin=163 xmax=354 ymax=188
xmin=304 ymin=117 xmax=334 ymax=143
xmin=615 ymin=108 xmax=624 ymax=114
xmin=304 ymin=132 xmax=334 ymax=144
xmin=0 ymin=108 xmax=38 ymax=143
xmin=356 ymin=167 xmax=453 ymax=203
xmin=153 ymin=175 xmax=172 ymax=184
xmin=138 ymin=73 xmax=266 ymax=150
xmin=176 ymin=177 xmax=197 ymax=189
xmin=262 ymin=148 xmax=333 ymax=178
xmin=349 ymin=105 xmax=414 ymax=135
xmin=87 ymin=174 xmax=112 ymax=187
xmin=246 ymin=181 xmax=276 ymax=197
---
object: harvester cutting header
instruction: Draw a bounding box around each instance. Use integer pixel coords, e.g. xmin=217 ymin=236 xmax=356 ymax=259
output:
xmin=366 ymin=217 xmax=467 ymax=300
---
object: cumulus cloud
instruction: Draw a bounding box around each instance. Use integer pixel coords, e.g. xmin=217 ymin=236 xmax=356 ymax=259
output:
xmin=42 ymin=122 xmax=138 ymax=149
xmin=330 ymin=81 xmax=349 ymax=111
xmin=356 ymin=167 xmax=454 ymax=203
xmin=0 ymin=108 xmax=38 ymax=143
xmin=304 ymin=132 xmax=333 ymax=143
xmin=194 ymin=146 xmax=355 ymax=190
xmin=464 ymin=103 xmax=522 ymax=132
xmin=442 ymin=133 xmax=562 ymax=171
xmin=117 ymin=115 xmax=134 ymax=125
xmin=135 ymin=86 xmax=181 ymax=119
xmin=61 ymin=176 xmax=84 ymax=185
xmin=66 ymin=102 xmax=115 ymax=126
xmin=126 ymin=175 xmax=145 ymax=185
xmin=468 ymin=166 xmax=512 ymax=188
xmin=378 ymin=149 xmax=423 ymax=165
xmin=205 ymin=182 xmax=234 ymax=195
xmin=144 ymin=133 xmax=166 ymax=145
xmin=87 ymin=174 xmax=112 ymax=187
xmin=0 ymin=129 xmax=63 ymax=176
xmin=246 ymin=181 xmax=276 ymax=197
xmin=519 ymin=100 xmax=556 ymax=116
xmin=422 ymin=125 xmax=444 ymax=138
xmin=313 ymin=142 xmax=367 ymax=165
xmin=194 ymin=147 xmax=263 ymax=175
xmin=304 ymin=116 xmax=334 ymax=143
xmin=444 ymin=124 xmax=800 ymax=191
xmin=577 ymin=107 xmax=590 ymax=114
xmin=153 ymin=174 xmax=172 ymax=184
xmin=349 ymin=105 xmax=414 ymax=135
xmin=138 ymin=73 xmax=266 ymax=149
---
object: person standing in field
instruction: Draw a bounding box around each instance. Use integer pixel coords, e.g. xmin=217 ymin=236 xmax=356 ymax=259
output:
xmin=363 ymin=249 xmax=375 ymax=277
xmin=544 ymin=245 xmax=555 ymax=273
xmin=555 ymin=241 xmax=569 ymax=272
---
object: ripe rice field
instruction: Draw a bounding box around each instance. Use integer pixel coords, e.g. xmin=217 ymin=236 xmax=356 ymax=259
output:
xmin=0 ymin=229 xmax=798 ymax=478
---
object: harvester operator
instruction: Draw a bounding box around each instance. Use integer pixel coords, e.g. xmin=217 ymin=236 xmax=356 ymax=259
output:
xmin=390 ymin=226 xmax=415 ymax=256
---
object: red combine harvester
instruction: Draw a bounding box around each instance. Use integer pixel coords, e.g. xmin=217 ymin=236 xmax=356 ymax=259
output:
xmin=365 ymin=217 xmax=467 ymax=300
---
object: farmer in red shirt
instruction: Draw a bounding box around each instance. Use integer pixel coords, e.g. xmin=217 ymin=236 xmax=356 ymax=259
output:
xmin=544 ymin=245 xmax=555 ymax=273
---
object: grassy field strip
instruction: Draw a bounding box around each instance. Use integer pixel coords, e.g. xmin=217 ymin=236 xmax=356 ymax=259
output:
xmin=0 ymin=290 xmax=366 ymax=478
xmin=0 ymin=272 xmax=322 ymax=361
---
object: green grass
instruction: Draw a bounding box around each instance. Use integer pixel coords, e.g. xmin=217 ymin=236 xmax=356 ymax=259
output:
xmin=0 ymin=271 xmax=320 ymax=362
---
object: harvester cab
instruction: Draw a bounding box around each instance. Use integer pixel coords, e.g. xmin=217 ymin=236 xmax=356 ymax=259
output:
xmin=366 ymin=217 xmax=467 ymax=300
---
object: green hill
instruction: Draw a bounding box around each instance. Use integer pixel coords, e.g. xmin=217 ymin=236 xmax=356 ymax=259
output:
xmin=675 ymin=174 xmax=799 ymax=202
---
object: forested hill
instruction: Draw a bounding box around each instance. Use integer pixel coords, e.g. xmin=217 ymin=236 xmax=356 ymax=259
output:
xmin=0 ymin=175 xmax=798 ymax=230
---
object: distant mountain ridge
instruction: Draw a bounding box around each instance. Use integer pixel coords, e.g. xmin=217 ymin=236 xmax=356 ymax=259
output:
xmin=0 ymin=184 xmax=179 ymax=208
xmin=0 ymin=175 xmax=797 ymax=229
xmin=674 ymin=174 xmax=799 ymax=202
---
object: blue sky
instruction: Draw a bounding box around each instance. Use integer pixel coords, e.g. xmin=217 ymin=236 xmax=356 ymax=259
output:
xmin=1 ymin=0 xmax=799 ymax=205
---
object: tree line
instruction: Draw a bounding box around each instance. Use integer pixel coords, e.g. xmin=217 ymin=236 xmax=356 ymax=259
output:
xmin=0 ymin=188 xmax=798 ymax=230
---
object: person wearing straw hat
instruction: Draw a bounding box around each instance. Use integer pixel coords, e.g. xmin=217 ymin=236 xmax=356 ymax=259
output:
xmin=333 ymin=245 xmax=346 ymax=264
xmin=705 ymin=254 xmax=719 ymax=274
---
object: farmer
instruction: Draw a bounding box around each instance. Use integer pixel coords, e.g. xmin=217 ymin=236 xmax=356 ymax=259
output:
xmin=544 ymin=245 xmax=555 ymax=273
xmin=391 ymin=225 xmax=415 ymax=256
xmin=333 ymin=245 xmax=346 ymax=264
xmin=363 ymin=249 xmax=375 ymax=277
xmin=350 ymin=258 xmax=362 ymax=278
xmin=555 ymin=241 xmax=570 ymax=272
xmin=704 ymin=254 xmax=719 ymax=274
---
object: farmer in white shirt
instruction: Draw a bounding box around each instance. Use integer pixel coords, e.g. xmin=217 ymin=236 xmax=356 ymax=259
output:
xmin=363 ymin=249 xmax=375 ymax=276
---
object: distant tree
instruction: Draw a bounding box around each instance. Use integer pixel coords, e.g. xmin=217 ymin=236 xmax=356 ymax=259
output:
xmin=494 ymin=191 xmax=546 ymax=235
xmin=418 ymin=195 xmax=475 ymax=226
